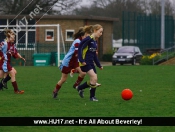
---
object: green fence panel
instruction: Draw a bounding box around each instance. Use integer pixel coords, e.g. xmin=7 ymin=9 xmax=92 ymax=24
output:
xmin=33 ymin=53 xmax=51 ymax=66
xmin=122 ymin=11 xmax=175 ymax=54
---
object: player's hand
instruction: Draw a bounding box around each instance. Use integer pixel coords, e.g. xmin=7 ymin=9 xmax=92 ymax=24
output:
xmin=21 ymin=57 xmax=26 ymax=62
xmin=100 ymin=66 xmax=103 ymax=70
xmin=81 ymin=62 xmax=86 ymax=66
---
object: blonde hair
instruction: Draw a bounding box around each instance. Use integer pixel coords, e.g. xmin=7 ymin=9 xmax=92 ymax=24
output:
xmin=4 ymin=29 xmax=15 ymax=38
xmin=92 ymin=24 xmax=103 ymax=32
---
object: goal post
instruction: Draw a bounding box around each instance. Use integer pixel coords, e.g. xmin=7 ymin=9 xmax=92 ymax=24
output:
xmin=0 ymin=24 xmax=65 ymax=66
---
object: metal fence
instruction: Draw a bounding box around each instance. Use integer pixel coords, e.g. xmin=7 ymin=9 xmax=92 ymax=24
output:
xmin=153 ymin=45 xmax=175 ymax=65
xmin=122 ymin=11 xmax=175 ymax=54
xmin=12 ymin=42 xmax=72 ymax=66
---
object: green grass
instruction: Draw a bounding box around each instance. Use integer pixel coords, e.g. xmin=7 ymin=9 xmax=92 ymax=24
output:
xmin=0 ymin=65 xmax=175 ymax=132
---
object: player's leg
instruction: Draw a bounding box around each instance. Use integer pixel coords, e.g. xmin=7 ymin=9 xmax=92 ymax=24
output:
xmin=4 ymin=68 xmax=16 ymax=89
xmin=53 ymin=65 xmax=70 ymax=98
xmin=76 ymin=65 xmax=95 ymax=98
xmin=7 ymin=64 xmax=24 ymax=94
xmin=87 ymin=69 xmax=99 ymax=101
xmin=73 ymin=67 xmax=86 ymax=89
xmin=53 ymin=73 xmax=68 ymax=98
xmin=1 ymin=73 xmax=11 ymax=89
xmin=0 ymin=70 xmax=5 ymax=90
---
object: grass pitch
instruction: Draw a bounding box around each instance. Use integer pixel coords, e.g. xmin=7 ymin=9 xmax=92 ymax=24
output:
xmin=0 ymin=65 xmax=175 ymax=132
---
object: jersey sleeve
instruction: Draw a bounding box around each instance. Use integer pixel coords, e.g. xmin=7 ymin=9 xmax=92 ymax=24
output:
xmin=12 ymin=46 xmax=19 ymax=59
xmin=0 ymin=41 xmax=5 ymax=50
xmin=93 ymin=54 xmax=102 ymax=68
xmin=74 ymin=42 xmax=79 ymax=55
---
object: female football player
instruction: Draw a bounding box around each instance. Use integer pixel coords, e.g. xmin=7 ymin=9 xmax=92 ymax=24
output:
xmin=52 ymin=25 xmax=93 ymax=98
xmin=0 ymin=29 xmax=25 ymax=94
xmin=77 ymin=24 xmax=103 ymax=101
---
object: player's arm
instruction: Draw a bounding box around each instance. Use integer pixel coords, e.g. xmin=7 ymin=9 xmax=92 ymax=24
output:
xmin=17 ymin=53 xmax=26 ymax=62
xmin=93 ymin=53 xmax=103 ymax=69
xmin=13 ymin=47 xmax=26 ymax=62
xmin=0 ymin=42 xmax=7 ymax=60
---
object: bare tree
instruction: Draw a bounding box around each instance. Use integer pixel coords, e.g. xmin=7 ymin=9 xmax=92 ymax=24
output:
xmin=0 ymin=0 xmax=80 ymax=15
xmin=73 ymin=0 xmax=145 ymax=39
xmin=72 ymin=0 xmax=175 ymax=39
xmin=140 ymin=0 xmax=174 ymax=16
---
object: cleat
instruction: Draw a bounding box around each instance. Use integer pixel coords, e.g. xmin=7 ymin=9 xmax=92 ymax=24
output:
xmin=14 ymin=90 xmax=24 ymax=94
xmin=73 ymin=84 xmax=78 ymax=89
xmin=53 ymin=91 xmax=58 ymax=98
xmin=90 ymin=97 xmax=98 ymax=101
xmin=0 ymin=79 xmax=4 ymax=90
xmin=2 ymin=81 xmax=8 ymax=89
xmin=78 ymin=89 xmax=84 ymax=98
xmin=96 ymin=83 xmax=101 ymax=87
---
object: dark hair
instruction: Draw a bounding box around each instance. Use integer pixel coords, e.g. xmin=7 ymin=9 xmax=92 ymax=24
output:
xmin=73 ymin=27 xmax=85 ymax=40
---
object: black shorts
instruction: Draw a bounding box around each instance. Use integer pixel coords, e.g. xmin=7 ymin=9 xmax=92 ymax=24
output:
xmin=80 ymin=64 xmax=96 ymax=73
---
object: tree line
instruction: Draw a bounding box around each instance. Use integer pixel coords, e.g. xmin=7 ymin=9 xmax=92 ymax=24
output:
xmin=0 ymin=0 xmax=174 ymax=39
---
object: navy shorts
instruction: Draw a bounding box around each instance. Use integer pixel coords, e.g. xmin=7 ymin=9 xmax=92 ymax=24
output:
xmin=80 ymin=64 xmax=96 ymax=74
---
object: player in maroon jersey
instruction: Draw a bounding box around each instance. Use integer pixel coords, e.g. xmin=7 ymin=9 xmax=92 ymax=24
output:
xmin=0 ymin=29 xmax=25 ymax=94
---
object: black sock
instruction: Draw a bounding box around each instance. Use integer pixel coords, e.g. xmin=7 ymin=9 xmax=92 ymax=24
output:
xmin=0 ymin=80 xmax=3 ymax=89
xmin=78 ymin=81 xmax=90 ymax=90
xmin=3 ymin=75 xmax=11 ymax=83
xmin=90 ymin=88 xmax=96 ymax=98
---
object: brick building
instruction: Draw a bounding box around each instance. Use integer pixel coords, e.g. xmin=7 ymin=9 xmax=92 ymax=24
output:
xmin=0 ymin=15 xmax=118 ymax=65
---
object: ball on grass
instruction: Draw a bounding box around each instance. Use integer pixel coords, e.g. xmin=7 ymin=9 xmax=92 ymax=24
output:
xmin=121 ymin=89 xmax=133 ymax=100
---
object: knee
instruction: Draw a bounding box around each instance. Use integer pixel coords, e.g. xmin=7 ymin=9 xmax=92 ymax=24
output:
xmin=12 ymin=68 xmax=17 ymax=74
xmin=92 ymin=75 xmax=98 ymax=82
xmin=9 ymin=70 xmax=16 ymax=77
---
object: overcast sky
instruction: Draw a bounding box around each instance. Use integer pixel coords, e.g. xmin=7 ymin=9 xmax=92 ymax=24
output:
xmin=79 ymin=0 xmax=92 ymax=7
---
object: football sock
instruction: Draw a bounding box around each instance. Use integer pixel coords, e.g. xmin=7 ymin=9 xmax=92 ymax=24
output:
xmin=54 ymin=84 xmax=61 ymax=93
xmin=90 ymin=87 xmax=96 ymax=98
xmin=73 ymin=76 xmax=84 ymax=87
xmin=78 ymin=81 xmax=90 ymax=90
xmin=0 ymin=80 xmax=3 ymax=89
xmin=12 ymin=81 xmax=18 ymax=91
xmin=3 ymin=74 xmax=11 ymax=83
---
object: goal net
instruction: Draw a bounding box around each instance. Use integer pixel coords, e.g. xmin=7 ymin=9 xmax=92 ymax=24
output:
xmin=0 ymin=24 xmax=65 ymax=67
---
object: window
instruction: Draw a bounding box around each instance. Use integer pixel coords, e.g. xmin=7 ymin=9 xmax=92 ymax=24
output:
xmin=0 ymin=19 xmax=36 ymax=49
xmin=45 ymin=29 xmax=54 ymax=41
xmin=17 ymin=31 xmax=26 ymax=48
xmin=0 ymin=19 xmax=7 ymax=25
xmin=0 ymin=32 xmax=5 ymax=42
xmin=9 ymin=19 xmax=16 ymax=25
xmin=66 ymin=30 xmax=74 ymax=41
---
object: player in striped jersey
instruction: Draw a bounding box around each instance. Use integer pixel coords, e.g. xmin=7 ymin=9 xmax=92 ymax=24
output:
xmin=52 ymin=26 xmax=93 ymax=98
xmin=0 ymin=29 xmax=25 ymax=94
